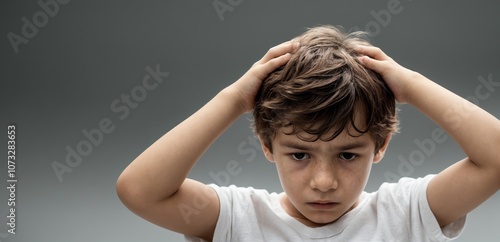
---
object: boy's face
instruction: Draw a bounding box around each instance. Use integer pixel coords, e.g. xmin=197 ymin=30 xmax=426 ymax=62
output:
xmin=260 ymin=123 xmax=389 ymax=227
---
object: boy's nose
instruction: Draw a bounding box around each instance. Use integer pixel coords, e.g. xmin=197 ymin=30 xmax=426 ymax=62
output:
xmin=310 ymin=162 xmax=338 ymax=192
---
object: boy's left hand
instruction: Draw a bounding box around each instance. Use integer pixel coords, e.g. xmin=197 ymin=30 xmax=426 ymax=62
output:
xmin=356 ymin=45 xmax=417 ymax=104
xmin=358 ymin=44 xmax=500 ymax=228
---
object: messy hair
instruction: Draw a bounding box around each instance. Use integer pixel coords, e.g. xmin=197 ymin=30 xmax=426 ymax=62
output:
xmin=253 ymin=25 xmax=398 ymax=153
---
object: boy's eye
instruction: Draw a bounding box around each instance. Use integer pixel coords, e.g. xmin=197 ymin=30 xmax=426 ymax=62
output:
xmin=291 ymin=153 xmax=310 ymax=161
xmin=339 ymin=152 xmax=356 ymax=161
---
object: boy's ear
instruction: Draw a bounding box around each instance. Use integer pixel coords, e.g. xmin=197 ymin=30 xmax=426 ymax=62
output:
xmin=373 ymin=134 xmax=392 ymax=164
xmin=258 ymin=135 xmax=275 ymax=163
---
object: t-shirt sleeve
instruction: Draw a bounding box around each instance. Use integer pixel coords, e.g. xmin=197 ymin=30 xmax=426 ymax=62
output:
xmin=211 ymin=184 xmax=247 ymax=241
xmin=382 ymin=175 xmax=466 ymax=241
xmin=184 ymin=184 xmax=256 ymax=242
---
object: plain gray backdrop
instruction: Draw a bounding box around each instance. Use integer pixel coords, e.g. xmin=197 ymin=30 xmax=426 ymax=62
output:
xmin=1 ymin=0 xmax=499 ymax=241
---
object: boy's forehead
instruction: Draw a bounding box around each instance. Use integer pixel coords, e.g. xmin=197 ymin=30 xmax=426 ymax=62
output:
xmin=275 ymin=124 xmax=375 ymax=146
xmin=279 ymin=102 xmax=369 ymax=141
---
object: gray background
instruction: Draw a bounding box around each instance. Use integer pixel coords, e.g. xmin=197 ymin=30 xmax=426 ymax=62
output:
xmin=1 ymin=0 xmax=499 ymax=241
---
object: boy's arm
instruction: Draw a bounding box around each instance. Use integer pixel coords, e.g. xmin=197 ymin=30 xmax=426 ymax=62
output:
xmin=116 ymin=41 xmax=298 ymax=240
xmin=357 ymin=46 xmax=500 ymax=227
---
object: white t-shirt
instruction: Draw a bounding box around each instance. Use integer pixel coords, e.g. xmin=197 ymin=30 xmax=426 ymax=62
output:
xmin=185 ymin=175 xmax=466 ymax=241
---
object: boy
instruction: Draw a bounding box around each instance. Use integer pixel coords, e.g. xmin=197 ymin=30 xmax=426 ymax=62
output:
xmin=116 ymin=25 xmax=500 ymax=241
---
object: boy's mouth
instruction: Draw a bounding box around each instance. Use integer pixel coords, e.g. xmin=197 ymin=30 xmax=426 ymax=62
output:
xmin=307 ymin=201 xmax=339 ymax=210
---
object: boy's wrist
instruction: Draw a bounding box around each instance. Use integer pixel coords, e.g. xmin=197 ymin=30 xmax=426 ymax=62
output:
xmin=400 ymin=70 xmax=427 ymax=105
xmin=217 ymin=86 xmax=249 ymax=116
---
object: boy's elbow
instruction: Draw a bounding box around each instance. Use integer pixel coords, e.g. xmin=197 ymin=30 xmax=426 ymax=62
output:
xmin=494 ymin=124 xmax=500 ymax=175
xmin=116 ymin=173 xmax=131 ymax=205
xmin=116 ymin=171 xmax=142 ymax=210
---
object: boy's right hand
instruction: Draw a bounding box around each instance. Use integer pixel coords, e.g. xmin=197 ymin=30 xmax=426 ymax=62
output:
xmin=117 ymin=40 xmax=298 ymax=241
xmin=224 ymin=40 xmax=299 ymax=113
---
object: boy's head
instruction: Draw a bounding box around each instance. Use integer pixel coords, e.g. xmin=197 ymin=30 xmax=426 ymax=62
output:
xmin=252 ymin=25 xmax=399 ymax=226
xmin=253 ymin=25 xmax=398 ymax=154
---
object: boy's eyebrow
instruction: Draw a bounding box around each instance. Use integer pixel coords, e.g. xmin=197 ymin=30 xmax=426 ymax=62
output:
xmin=336 ymin=141 xmax=371 ymax=150
xmin=279 ymin=141 xmax=314 ymax=151
xmin=278 ymin=140 xmax=370 ymax=151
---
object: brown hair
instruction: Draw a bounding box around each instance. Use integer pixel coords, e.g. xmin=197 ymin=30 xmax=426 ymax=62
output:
xmin=253 ymin=25 xmax=398 ymax=153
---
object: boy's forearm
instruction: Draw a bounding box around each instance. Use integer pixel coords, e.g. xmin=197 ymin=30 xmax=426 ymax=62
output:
xmin=406 ymin=73 xmax=500 ymax=170
xmin=118 ymin=88 xmax=244 ymax=202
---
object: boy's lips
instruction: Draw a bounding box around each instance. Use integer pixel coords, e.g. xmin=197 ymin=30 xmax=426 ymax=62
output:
xmin=306 ymin=201 xmax=340 ymax=210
